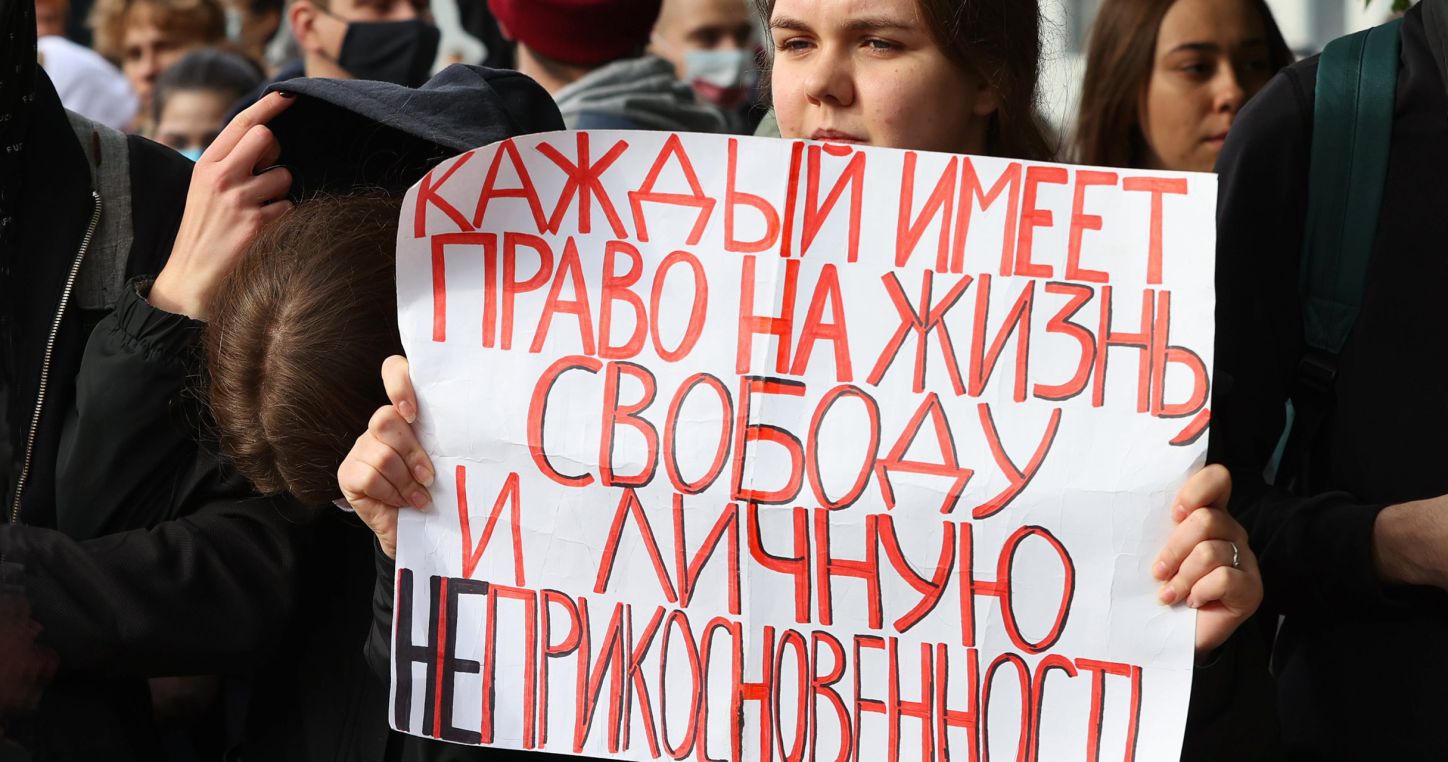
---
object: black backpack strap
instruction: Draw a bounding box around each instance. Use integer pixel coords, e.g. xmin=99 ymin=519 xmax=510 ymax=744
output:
xmin=1271 ymin=18 xmax=1402 ymax=489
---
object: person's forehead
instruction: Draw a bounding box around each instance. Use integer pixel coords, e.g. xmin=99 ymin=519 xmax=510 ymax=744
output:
xmin=1156 ymin=0 xmax=1265 ymax=53
xmin=123 ymin=16 xmax=167 ymax=44
xmin=770 ymin=0 xmax=920 ymax=32
xmin=161 ymin=89 xmax=229 ymax=122
xmin=123 ymin=2 xmax=199 ymax=42
xmin=330 ymin=0 xmax=423 ymax=18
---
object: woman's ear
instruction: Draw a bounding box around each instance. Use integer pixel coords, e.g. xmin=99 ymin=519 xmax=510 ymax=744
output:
xmin=972 ymin=76 xmax=1002 ymax=118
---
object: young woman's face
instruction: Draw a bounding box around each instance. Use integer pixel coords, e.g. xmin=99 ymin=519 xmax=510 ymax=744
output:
xmin=123 ymin=3 xmax=207 ymax=108
xmin=155 ymin=89 xmax=230 ymax=156
xmin=1140 ymin=0 xmax=1275 ymax=172
xmin=767 ymin=0 xmax=997 ymax=154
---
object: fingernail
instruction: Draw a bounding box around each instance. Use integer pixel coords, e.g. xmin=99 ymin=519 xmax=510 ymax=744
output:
xmin=1152 ymin=561 xmax=1168 ymax=580
xmin=278 ymin=91 xmax=295 ymax=98
xmin=1158 ymin=586 xmax=1177 ymax=605
xmin=1187 ymin=598 xmax=1201 ymax=610
xmin=398 ymin=400 xmax=417 ymax=424
xmin=410 ymin=489 xmax=431 ymax=508
xmin=414 ymin=465 xmax=434 ymax=487
xmin=1172 ymin=503 xmax=1187 ymax=520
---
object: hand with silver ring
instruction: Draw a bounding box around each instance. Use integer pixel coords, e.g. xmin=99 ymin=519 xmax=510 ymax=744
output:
xmin=1150 ymin=465 xmax=1264 ymax=655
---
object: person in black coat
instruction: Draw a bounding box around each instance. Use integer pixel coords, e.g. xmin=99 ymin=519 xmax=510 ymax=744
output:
xmin=0 ymin=0 xmax=565 ymax=757
xmin=1211 ymin=1 xmax=1448 ymax=758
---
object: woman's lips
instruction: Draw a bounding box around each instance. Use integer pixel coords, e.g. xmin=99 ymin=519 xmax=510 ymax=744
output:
xmin=811 ymin=129 xmax=865 ymax=144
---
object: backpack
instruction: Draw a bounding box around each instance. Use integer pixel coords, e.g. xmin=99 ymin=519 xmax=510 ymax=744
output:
xmin=1268 ymin=18 xmax=1404 ymax=491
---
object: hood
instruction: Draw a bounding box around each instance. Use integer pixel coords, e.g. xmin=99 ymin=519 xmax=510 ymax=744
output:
xmin=554 ymin=56 xmax=726 ymax=133
xmin=264 ymin=64 xmax=564 ymax=199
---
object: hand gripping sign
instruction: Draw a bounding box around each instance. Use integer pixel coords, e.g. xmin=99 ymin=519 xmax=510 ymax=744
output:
xmin=391 ymin=131 xmax=1215 ymax=761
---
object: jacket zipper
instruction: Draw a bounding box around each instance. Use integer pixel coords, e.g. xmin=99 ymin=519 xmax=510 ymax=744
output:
xmin=8 ymin=190 xmax=102 ymax=526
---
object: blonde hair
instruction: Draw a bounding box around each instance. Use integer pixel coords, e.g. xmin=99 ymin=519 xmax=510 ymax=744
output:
xmin=90 ymin=0 xmax=225 ymax=63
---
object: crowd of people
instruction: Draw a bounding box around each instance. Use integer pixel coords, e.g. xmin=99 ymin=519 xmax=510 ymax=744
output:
xmin=0 ymin=0 xmax=1435 ymax=759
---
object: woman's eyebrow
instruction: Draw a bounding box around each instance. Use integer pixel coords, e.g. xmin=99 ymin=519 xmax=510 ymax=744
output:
xmin=1167 ymin=38 xmax=1268 ymax=55
xmin=770 ymin=15 xmax=915 ymax=33
xmin=769 ymin=15 xmax=811 ymax=32
xmin=842 ymin=16 xmax=914 ymax=32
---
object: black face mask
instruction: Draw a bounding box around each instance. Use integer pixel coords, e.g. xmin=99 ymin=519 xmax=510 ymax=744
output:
xmin=330 ymin=18 xmax=441 ymax=87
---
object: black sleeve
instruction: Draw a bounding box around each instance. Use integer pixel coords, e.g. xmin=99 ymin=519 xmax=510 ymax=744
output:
xmin=55 ymin=281 xmax=215 ymax=539
xmin=1209 ymin=62 xmax=1399 ymax=617
xmin=0 ymin=494 xmax=321 ymax=678
xmin=366 ymin=541 xmax=395 ymax=687
xmin=1181 ymin=622 xmax=1280 ymax=761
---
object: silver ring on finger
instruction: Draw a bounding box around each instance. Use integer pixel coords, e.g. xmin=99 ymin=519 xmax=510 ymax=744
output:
xmin=1229 ymin=541 xmax=1241 ymax=570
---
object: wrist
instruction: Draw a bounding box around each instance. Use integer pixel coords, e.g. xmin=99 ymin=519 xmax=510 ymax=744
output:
xmin=1373 ymin=499 xmax=1448 ymax=589
xmin=147 ymin=269 xmax=206 ymax=320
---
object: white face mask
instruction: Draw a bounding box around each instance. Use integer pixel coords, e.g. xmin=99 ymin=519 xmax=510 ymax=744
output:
xmin=682 ymin=48 xmax=757 ymax=109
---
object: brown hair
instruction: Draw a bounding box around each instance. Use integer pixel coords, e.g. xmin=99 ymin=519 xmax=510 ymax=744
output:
xmin=1074 ymin=0 xmax=1293 ymax=168
xmin=205 ymin=194 xmax=405 ymax=504
xmin=751 ymin=0 xmax=1053 ymax=162
xmin=90 ymin=0 xmax=225 ymax=63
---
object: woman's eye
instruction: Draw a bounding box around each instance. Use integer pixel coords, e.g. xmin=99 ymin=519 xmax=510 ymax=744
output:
xmin=775 ymin=37 xmax=812 ymax=53
xmin=864 ymin=38 xmax=902 ymax=53
xmin=1179 ymin=62 xmax=1212 ymax=77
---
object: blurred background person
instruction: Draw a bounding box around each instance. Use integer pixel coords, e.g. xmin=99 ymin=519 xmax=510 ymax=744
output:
xmin=488 ymin=0 xmax=726 ymax=132
xmin=36 ymin=0 xmax=139 ymax=130
xmin=1074 ymin=0 xmax=1292 ymax=171
xmin=35 ymin=0 xmax=66 ymax=34
xmin=648 ymin=0 xmax=761 ymax=133
xmin=90 ymin=0 xmax=226 ymax=129
xmin=150 ymin=47 xmax=263 ymax=159
xmin=286 ymin=0 xmax=437 ymax=85
xmin=220 ymin=0 xmax=281 ymax=67
xmin=228 ymin=0 xmax=438 ymax=114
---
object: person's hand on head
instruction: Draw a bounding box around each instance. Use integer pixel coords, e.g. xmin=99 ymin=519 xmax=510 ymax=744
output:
xmin=149 ymin=92 xmax=296 ymax=320
xmin=1150 ymin=464 xmax=1262 ymax=656
xmin=338 ymin=356 xmax=433 ymax=560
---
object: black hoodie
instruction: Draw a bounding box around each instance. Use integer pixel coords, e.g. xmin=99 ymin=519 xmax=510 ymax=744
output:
xmin=1212 ymin=3 xmax=1448 ymax=758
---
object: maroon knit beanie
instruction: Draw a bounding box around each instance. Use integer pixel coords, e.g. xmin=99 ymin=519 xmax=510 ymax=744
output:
xmin=488 ymin=0 xmax=665 ymax=67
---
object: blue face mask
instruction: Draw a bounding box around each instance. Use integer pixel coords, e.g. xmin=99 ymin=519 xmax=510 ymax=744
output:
xmin=178 ymin=146 xmax=205 ymax=162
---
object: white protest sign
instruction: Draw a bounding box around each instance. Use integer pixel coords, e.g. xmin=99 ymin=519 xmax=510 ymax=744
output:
xmin=391 ymin=131 xmax=1215 ymax=761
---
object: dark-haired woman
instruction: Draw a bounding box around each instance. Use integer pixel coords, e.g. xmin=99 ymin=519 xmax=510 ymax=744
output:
xmin=149 ymin=47 xmax=264 ymax=160
xmin=1076 ymin=0 xmax=1293 ymax=171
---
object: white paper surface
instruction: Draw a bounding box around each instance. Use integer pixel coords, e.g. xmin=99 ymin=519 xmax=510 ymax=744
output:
xmin=389 ymin=131 xmax=1216 ymax=761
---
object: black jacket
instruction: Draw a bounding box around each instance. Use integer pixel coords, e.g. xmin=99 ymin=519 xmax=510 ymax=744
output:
xmin=0 ymin=0 xmax=566 ymax=753
xmin=1211 ymin=3 xmax=1448 ymax=758
xmin=29 ymin=281 xmax=390 ymax=762
xmin=0 ymin=1 xmax=196 ymax=754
